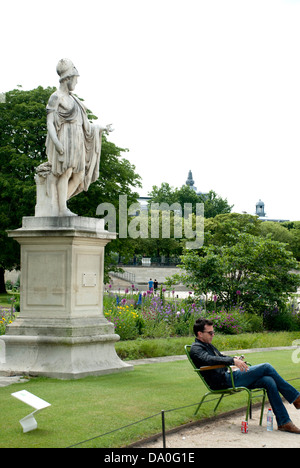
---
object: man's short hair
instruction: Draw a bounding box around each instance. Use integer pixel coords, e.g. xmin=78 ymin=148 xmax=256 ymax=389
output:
xmin=194 ymin=318 xmax=214 ymax=336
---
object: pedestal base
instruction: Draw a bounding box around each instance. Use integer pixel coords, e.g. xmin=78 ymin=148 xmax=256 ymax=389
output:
xmin=0 ymin=216 xmax=133 ymax=379
xmin=0 ymin=318 xmax=132 ymax=379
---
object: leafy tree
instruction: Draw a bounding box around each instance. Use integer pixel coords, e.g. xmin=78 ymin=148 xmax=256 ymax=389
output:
xmin=199 ymin=190 xmax=232 ymax=218
xmin=173 ymin=213 xmax=300 ymax=313
xmin=259 ymin=221 xmax=294 ymax=253
xmin=147 ymin=182 xmax=177 ymax=205
xmin=175 ymin=233 xmax=300 ymax=314
xmin=148 ymin=183 xmax=232 ymax=217
xmin=0 ymin=87 xmax=141 ymax=291
xmin=204 ymin=212 xmax=261 ymax=247
xmin=282 ymin=221 xmax=300 ymax=261
xmin=0 ymin=87 xmax=52 ymax=292
xmin=140 ymin=182 xmax=232 ymax=260
xmin=290 ymin=229 xmax=300 ymax=261
xmin=128 ymin=210 xmax=184 ymax=260
xmin=174 ymin=185 xmax=200 ymax=210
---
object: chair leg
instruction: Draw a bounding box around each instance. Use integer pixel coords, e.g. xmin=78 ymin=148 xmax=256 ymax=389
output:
xmin=194 ymin=394 xmax=207 ymax=416
xmin=259 ymin=390 xmax=266 ymax=426
xmin=245 ymin=390 xmax=252 ymax=422
xmin=214 ymin=394 xmax=224 ymax=413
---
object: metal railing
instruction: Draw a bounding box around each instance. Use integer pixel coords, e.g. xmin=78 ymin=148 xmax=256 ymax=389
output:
xmin=110 ymin=270 xmax=136 ymax=284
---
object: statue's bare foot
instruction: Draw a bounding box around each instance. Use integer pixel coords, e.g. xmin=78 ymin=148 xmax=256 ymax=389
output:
xmin=60 ymin=208 xmax=78 ymax=217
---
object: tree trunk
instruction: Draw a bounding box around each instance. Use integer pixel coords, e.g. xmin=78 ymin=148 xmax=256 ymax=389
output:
xmin=0 ymin=267 xmax=7 ymax=294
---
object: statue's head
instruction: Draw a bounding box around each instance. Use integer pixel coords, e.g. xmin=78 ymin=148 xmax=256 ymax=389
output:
xmin=56 ymin=58 xmax=80 ymax=83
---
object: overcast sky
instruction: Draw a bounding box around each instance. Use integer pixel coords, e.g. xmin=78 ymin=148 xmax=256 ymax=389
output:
xmin=1 ymin=0 xmax=300 ymax=220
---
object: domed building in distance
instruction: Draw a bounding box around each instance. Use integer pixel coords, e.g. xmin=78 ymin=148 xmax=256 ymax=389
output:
xmin=255 ymin=199 xmax=289 ymax=222
xmin=185 ymin=170 xmax=207 ymax=196
xmin=256 ymin=199 xmax=266 ymax=218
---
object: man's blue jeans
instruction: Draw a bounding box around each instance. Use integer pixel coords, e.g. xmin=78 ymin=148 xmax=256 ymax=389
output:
xmin=224 ymin=363 xmax=300 ymax=427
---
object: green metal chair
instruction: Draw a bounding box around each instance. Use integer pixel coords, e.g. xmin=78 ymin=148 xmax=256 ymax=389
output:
xmin=185 ymin=345 xmax=266 ymax=424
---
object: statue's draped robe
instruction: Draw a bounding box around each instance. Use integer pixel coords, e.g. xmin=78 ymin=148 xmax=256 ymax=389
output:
xmin=46 ymin=92 xmax=102 ymax=199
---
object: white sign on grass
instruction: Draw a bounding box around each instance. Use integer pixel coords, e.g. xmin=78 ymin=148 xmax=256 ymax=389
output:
xmin=11 ymin=390 xmax=51 ymax=433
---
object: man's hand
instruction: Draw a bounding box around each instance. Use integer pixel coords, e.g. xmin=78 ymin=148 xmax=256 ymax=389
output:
xmin=233 ymin=357 xmax=249 ymax=372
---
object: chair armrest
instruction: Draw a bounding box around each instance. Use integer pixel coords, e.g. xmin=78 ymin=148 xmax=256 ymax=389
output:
xmin=197 ymin=365 xmax=227 ymax=371
xmin=194 ymin=365 xmax=236 ymax=389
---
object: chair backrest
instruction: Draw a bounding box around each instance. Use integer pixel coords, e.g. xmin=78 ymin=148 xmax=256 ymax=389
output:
xmin=185 ymin=345 xmax=195 ymax=368
xmin=185 ymin=344 xmax=213 ymax=391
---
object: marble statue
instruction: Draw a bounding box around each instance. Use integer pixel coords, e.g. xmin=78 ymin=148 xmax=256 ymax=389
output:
xmin=35 ymin=58 xmax=112 ymax=217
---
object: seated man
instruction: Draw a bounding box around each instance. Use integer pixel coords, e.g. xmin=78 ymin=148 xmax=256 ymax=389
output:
xmin=190 ymin=318 xmax=300 ymax=434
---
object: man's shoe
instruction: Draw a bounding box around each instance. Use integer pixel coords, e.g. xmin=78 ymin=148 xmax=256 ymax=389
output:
xmin=293 ymin=395 xmax=300 ymax=409
xmin=278 ymin=422 xmax=300 ymax=434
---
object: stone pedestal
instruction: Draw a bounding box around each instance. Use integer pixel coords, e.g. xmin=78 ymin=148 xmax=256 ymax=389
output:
xmin=0 ymin=216 xmax=133 ymax=379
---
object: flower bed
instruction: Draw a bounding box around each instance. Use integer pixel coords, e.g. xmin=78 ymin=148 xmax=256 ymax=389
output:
xmin=0 ymin=308 xmax=14 ymax=335
xmin=103 ymin=287 xmax=263 ymax=340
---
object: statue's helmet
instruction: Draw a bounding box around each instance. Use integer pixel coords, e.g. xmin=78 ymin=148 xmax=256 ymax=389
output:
xmin=56 ymin=58 xmax=80 ymax=82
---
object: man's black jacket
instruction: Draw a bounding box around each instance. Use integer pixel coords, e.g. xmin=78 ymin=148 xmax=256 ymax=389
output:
xmin=190 ymin=338 xmax=235 ymax=390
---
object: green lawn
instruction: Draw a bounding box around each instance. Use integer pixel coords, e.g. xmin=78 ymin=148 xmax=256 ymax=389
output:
xmin=1 ymin=349 xmax=300 ymax=448
xmin=0 ymin=293 xmax=17 ymax=306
